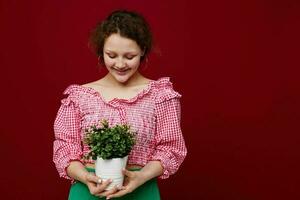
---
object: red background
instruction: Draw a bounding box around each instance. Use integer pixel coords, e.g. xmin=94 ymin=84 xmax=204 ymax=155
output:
xmin=1 ymin=0 xmax=300 ymax=199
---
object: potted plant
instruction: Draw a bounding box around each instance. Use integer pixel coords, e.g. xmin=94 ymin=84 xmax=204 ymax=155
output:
xmin=84 ymin=119 xmax=136 ymax=190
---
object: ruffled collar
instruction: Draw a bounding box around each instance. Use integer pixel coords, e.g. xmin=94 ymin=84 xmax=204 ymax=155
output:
xmin=64 ymin=77 xmax=172 ymax=105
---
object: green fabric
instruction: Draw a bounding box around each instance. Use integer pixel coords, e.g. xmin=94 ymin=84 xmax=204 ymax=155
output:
xmin=69 ymin=168 xmax=160 ymax=200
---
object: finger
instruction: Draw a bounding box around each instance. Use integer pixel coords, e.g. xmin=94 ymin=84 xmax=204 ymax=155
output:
xmin=107 ymin=188 xmax=130 ymax=199
xmin=86 ymin=172 xmax=102 ymax=184
xmin=118 ymin=185 xmax=126 ymax=190
xmin=98 ymin=186 xmax=118 ymax=197
xmin=122 ymin=169 xmax=134 ymax=178
xmin=94 ymin=179 xmax=112 ymax=194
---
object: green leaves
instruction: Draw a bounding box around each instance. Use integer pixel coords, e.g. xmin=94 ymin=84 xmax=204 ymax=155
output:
xmin=84 ymin=119 xmax=136 ymax=160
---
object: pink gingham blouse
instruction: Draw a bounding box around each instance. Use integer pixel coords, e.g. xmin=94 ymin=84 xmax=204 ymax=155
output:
xmin=53 ymin=77 xmax=187 ymax=180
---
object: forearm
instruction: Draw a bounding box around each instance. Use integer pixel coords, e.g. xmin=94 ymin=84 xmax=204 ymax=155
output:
xmin=140 ymin=161 xmax=163 ymax=182
xmin=66 ymin=161 xmax=89 ymax=184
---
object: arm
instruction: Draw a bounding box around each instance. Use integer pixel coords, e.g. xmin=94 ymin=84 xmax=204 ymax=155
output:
xmin=151 ymin=97 xmax=187 ymax=179
xmin=53 ymin=97 xmax=112 ymax=196
xmin=139 ymin=160 xmax=163 ymax=181
xmin=53 ymin=98 xmax=83 ymax=181
xmin=66 ymin=161 xmax=90 ymax=184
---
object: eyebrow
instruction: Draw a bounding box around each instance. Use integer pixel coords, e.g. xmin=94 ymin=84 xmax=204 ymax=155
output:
xmin=105 ymin=50 xmax=138 ymax=54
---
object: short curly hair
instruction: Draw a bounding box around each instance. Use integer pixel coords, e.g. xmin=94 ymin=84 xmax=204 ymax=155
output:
xmin=89 ymin=10 xmax=152 ymax=62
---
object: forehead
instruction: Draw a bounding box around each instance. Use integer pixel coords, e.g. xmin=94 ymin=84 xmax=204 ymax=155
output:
xmin=104 ymin=33 xmax=141 ymax=53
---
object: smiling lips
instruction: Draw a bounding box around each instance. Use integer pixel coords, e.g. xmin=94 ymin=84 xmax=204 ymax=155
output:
xmin=114 ymin=68 xmax=129 ymax=75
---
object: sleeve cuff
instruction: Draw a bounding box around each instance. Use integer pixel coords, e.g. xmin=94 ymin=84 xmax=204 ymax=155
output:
xmin=150 ymin=152 xmax=174 ymax=179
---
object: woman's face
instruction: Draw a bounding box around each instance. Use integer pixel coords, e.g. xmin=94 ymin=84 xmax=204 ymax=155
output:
xmin=103 ymin=33 xmax=143 ymax=84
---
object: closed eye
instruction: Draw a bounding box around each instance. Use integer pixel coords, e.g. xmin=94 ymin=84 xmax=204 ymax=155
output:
xmin=125 ymin=55 xmax=136 ymax=60
xmin=108 ymin=55 xmax=116 ymax=59
xmin=126 ymin=56 xmax=134 ymax=60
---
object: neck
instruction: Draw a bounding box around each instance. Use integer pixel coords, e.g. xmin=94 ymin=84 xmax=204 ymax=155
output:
xmin=105 ymin=71 xmax=143 ymax=88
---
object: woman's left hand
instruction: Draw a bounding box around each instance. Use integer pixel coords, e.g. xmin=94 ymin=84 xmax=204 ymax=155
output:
xmin=106 ymin=169 xmax=146 ymax=199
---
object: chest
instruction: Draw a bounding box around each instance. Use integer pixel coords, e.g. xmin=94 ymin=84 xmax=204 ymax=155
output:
xmin=79 ymin=96 xmax=157 ymax=144
xmin=78 ymin=91 xmax=156 ymax=125
xmin=100 ymin=86 xmax=147 ymax=102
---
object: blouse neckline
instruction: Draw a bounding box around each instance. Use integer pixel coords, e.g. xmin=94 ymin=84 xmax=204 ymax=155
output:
xmin=65 ymin=77 xmax=171 ymax=105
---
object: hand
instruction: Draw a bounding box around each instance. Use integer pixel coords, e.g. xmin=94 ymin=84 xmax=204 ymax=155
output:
xmin=85 ymin=172 xmax=117 ymax=197
xmin=106 ymin=169 xmax=146 ymax=199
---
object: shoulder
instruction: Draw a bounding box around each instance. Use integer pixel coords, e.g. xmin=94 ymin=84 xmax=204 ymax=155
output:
xmin=81 ymin=79 xmax=104 ymax=90
xmin=63 ymin=79 xmax=102 ymax=96
xmin=62 ymin=84 xmax=90 ymax=97
xmin=60 ymin=83 xmax=97 ymax=106
xmin=152 ymin=77 xmax=182 ymax=104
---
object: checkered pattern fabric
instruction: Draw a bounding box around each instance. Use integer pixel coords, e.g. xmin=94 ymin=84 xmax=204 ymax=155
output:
xmin=53 ymin=77 xmax=187 ymax=181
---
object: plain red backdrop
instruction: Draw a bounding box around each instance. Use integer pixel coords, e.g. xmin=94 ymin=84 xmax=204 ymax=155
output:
xmin=1 ymin=0 xmax=300 ymax=199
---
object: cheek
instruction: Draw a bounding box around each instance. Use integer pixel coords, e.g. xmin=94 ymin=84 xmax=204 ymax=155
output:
xmin=128 ymin=59 xmax=141 ymax=68
xmin=103 ymin=57 xmax=114 ymax=67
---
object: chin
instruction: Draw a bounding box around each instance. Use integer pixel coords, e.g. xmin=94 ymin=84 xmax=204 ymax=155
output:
xmin=113 ymin=75 xmax=131 ymax=84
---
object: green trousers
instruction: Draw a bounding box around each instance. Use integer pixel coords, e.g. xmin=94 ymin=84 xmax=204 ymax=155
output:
xmin=69 ymin=168 xmax=160 ymax=200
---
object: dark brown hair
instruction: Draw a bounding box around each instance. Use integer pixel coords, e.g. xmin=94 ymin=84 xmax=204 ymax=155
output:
xmin=89 ymin=10 xmax=152 ymax=62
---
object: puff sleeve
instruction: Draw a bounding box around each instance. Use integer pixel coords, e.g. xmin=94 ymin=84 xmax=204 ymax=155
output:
xmin=53 ymin=90 xmax=83 ymax=180
xmin=151 ymin=84 xmax=187 ymax=179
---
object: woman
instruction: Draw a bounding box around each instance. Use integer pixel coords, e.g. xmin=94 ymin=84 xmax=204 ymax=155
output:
xmin=53 ymin=10 xmax=187 ymax=200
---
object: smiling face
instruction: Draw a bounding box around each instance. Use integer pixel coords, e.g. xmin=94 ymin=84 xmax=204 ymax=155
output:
xmin=103 ymin=33 xmax=144 ymax=84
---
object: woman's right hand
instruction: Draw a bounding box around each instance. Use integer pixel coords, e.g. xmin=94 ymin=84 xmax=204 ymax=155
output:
xmin=66 ymin=161 xmax=119 ymax=197
xmin=85 ymin=172 xmax=118 ymax=197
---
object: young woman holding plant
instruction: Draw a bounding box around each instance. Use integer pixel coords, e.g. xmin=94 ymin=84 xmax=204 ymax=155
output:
xmin=53 ymin=10 xmax=187 ymax=200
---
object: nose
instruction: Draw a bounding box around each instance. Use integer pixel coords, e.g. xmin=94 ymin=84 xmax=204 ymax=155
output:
xmin=115 ymin=57 xmax=126 ymax=69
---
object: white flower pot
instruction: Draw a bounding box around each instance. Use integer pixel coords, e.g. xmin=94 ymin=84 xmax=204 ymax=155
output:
xmin=95 ymin=156 xmax=128 ymax=190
